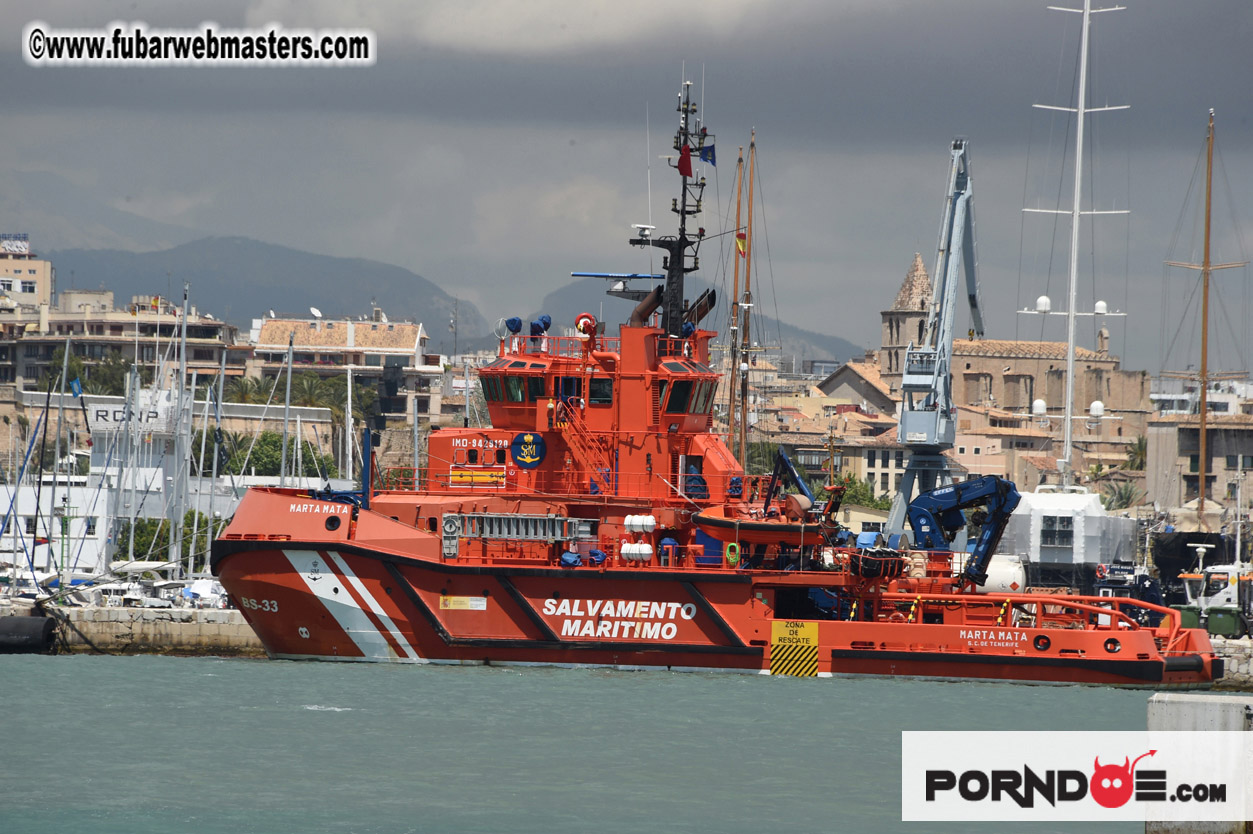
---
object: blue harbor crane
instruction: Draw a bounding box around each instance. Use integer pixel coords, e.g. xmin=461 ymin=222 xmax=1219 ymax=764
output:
xmin=886 ymin=139 xmax=984 ymax=536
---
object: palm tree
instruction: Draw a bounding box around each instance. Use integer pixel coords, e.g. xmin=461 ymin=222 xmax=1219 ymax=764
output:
xmin=82 ymin=378 xmax=111 ymax=396
xmin=225 ymin=376 xmax=264 ymax=404
xmin=292 ymin=372 xmax=329 ymax=408
xmin=1101 ymin=481 xmax=1143 ymax=511
xmin=1122 ymin=435 xmax=1147 ymax=471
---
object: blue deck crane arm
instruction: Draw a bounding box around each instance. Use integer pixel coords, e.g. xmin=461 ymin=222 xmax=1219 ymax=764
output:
xmin=905 ymin=475 xmax=1021 ymax=586
xmin=760 ymin=448 xmax=815 ymax=511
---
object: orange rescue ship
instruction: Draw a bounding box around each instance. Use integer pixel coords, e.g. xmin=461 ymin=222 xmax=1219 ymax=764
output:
xmin=211 ymin=81 xmax=1220 ymax=687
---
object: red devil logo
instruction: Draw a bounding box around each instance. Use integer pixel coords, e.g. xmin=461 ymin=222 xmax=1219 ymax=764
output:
xmin=1090 ymin=750 xmax=1156 ymax=808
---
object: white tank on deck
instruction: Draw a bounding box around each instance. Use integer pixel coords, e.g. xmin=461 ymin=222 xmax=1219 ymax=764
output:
xmin=973 ymin=558 xmax=1028 ymax=595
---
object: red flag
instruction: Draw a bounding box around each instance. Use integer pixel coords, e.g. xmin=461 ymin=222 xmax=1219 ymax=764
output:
xmin=678 ymin=144 xmax=693 ymax=178
xmin=735 ymin=232 xmax=747 ymax=257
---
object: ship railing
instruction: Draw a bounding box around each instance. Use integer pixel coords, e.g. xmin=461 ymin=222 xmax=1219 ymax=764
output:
xmin=392 ymin=464 xmax=754 ymax=504
xmin=874 ymin=591 xmax=1183 ymax=637
xmin=382 ymin=467 xmax=419 ymax=490
xmin=501 ymin=334 xmax=621 ymax=359
xmin=656 ymin=336 xmax=696 ymax=358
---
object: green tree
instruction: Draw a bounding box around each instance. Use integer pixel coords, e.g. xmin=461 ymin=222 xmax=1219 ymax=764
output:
xmin=31 ymin=429 xmax=76 ymax=473
xmin=832 ymin=470 xmax=891 ymax=511
xmin=291 ymin=372 xmax=329 ymax=407
xmin=1122 ymin=435 xmax=1147 ymax=471
xmin=1101 ymin=481 xmax=1143 ymax=511
xmin=38 ymin=346 xmax=86 ymax=392
xmin=223 ymin=430 xmax=337 ymax=479
xmin=322 ymin=375 xmax=377 ymax=421
xmin=90 ymin=350 xmax=149 ymax=396
xmin=744 ymin=441 xmax=777 ymax=475
xmin=225 ymin=376 xmax=267 ymax=404
xmin=113 ymin=510 xmax=219 ymax=567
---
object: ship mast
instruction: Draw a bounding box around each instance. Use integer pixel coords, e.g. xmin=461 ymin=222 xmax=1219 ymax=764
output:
xmin=630 ymin=80 xmax=708 ymax=337
xmin=1028 ymin=0 xmax=1127 ymax=488
xmin=1166 ymin=111 xmax=1245 ymax=524
xmin=1198 ymin=111 xmax=1214 ymax=519
xmin=726 ymin=147 xmax=745 ymax=445
xmin=738 ymin=133 xmax=756 ymax=465
xmin=1057 ymin=0 xmax=1095 ymax=488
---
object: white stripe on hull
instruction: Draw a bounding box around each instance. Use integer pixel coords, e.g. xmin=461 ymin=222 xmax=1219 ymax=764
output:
xmin=325 ymin=552 xmax=422 ymax=660
xmin=283 ymin=549 xmax=425 ymax=663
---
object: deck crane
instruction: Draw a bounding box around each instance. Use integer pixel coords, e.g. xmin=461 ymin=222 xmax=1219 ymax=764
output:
xmin=886 ymin=139 xmax=985 ymax=536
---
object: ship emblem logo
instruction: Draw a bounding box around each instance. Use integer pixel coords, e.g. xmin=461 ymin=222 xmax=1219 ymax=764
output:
xmin=510 ymin=432 xmax=546 ymax=469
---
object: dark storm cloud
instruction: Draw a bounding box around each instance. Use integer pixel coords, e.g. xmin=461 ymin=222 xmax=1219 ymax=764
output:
xmin=0 ymin=0 xmax=1248 ymax=371
xmin=4 ymin=2 xmax=1248 ymax=151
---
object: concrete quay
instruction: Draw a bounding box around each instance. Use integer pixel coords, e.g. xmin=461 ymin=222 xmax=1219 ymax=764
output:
xmin=30 ymin=605 xmax=266 ymax=657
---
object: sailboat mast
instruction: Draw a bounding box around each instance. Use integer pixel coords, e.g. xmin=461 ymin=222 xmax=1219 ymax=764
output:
xmin=738 ymin=132 xmax=756 ymax=465
xmin=1059 ymin=0 xmax=1094 ymax=489
xmin=1197 ymin=110 xmax=1214 ymax=517
xmin=1165 ymin=111 xmax=1244 ymax=522
xmin=171 ymin=282 xmax=189 ymax=576
xmin=726 ymin=147 xmax=744 ymax=445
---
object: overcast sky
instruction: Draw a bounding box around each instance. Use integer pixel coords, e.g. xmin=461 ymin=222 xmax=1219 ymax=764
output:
xmin=1 ymin=0 xmax=1250 ymax=374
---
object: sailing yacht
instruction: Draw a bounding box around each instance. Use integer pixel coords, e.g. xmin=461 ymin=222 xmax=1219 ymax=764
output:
xmin=998 ymin=0 xmax=1139 ymax=593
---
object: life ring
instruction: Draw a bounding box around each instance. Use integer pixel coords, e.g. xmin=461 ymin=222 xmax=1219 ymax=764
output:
xmin=724 ymin=542 xmax=740 ymax=567
xmin=888 ymin=612 xmax=907 ymax=623
xmin=1095 ymin=563 xmax=1108 ymax=580
xmin=575 ymin=312 xmax=597 ymax=335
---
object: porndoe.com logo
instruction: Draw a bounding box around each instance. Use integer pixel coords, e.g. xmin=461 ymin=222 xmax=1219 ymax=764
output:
xmin=902 ymin=731 xmax=1253 ymax=823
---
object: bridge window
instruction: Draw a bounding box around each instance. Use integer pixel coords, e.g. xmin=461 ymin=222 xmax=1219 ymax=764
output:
xmin=480 ymin=376 xmax=503 ymax=402
xmin=665 ymin=379 xmax=694 ymax=414
xmin=504 ymin=376 xmax=525 ymax=402
xmin=589 ymin=378 xmax=613 ymax=405
xmin=689 ymin=380 xmax=717 ymax=414
xmin=527 ymin=377 xmax=546 ymax=401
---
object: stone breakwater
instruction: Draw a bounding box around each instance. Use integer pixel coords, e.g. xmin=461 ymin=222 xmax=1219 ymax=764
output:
xmin=46 ymin=606 xmax=265 ymax=656
xmin=1211 ymin=636 xmax=1253 ymax=691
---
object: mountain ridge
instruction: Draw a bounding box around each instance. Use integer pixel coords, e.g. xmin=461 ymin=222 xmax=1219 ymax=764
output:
xmin=48 ymin=237 xmax=864 ymax=366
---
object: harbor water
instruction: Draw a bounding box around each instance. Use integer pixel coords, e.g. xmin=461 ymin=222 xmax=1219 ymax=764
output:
xmin=1 ymin=655 xmax=1149 ymax=833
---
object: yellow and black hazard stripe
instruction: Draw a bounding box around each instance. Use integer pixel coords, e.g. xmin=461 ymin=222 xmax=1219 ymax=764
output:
xmin=770 ymin=641 xmax=819 ymax=677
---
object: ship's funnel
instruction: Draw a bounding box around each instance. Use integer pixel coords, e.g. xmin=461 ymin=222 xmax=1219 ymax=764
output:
xmin=629 ymin=286 xmax=664 ymax=328
xmin=684 ymin=288 xmax=717 ymax=327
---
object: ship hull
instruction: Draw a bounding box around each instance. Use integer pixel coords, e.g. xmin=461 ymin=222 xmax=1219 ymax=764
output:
xmin=213 ymin=539 xmax=1220 ymax=687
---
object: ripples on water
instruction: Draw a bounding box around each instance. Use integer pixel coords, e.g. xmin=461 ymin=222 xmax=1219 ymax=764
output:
xmin=0 ymin=655 xmax=1147 ymax=833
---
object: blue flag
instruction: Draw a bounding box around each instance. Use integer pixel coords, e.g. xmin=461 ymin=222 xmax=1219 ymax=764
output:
xmin=69 ymin=378 xmax=82 ymax=397
xmin=698 ymin=144 xmax=716 ymax=166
